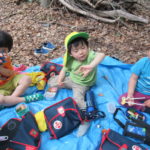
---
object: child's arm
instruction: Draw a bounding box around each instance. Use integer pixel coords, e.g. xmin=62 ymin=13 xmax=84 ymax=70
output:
xmin=57 ymin=68 xmax=66 ymax=86
xmin=127 ymin=73 xmax=138 ymax=106
xmin=0 ymin=66 xmax=15 ymax=77
xmin=78 ymin=52 xmax=105 ymax=77
xmin=127 ymin=74 xmax=138 ymax=97
xmin=89 ymin=52 xmax=105 ymax=68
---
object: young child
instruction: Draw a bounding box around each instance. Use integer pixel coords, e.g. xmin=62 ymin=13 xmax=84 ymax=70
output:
xmin=48 ymin=32 xmax=105 ymax=136
xmin=119 ymin=51 xmax=150 ymax=113
xmin=0 ymin=30 xmax=43 ymax=109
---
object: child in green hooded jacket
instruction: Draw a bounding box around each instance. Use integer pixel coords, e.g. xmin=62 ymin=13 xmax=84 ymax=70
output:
xmin=48 ymin=31 xmax=105 ymax=136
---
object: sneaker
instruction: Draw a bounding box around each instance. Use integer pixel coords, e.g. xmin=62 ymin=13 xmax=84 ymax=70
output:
xmin=77 ymin=121 xmax=90 ymax=137
xmin=34 ymin=48 xmax=49 ymax=55
xmin=42 ymin=42 xmax=56 ymax=51
xmin=25 ymin=93 xmax=44 ymax=103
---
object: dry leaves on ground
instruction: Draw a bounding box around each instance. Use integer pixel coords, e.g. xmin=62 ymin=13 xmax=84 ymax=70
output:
xmin=0 ymin=0 xmax=150 ymax=66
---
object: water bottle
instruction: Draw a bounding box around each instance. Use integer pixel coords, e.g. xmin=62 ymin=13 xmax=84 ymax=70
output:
xmin=85 ymin=91 xmax=95 ymax=113
xmin=85 ymin=90 xmax=105 ymax=120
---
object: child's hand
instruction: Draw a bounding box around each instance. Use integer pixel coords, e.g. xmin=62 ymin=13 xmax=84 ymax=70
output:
xmin=144 ymin=100 xmax=150 ymax=107
xmin=126 ymin=96 xmax=134 ymax=106
xmin=57 ymin=80 xmax=64 ymax=87
xmin=76 ymin=65 xmax=93 ymax=77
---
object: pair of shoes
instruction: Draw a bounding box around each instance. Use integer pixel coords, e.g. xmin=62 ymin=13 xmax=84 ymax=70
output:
xmin=24 ymin=93 xmax=44 ymax=103
xmin=34 ymin=48 xmax=49 ymax=55
xmin=34 ymin=42 xmax=56 ymax=55
xmin=76 ymin=121 xmax=91 ymax=137
xmin=42 ymin=42 xmax=56 ymax=51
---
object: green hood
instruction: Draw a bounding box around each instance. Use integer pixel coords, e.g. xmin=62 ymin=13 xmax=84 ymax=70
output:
xmin=63 ymin=32 xmax=89 ymax=67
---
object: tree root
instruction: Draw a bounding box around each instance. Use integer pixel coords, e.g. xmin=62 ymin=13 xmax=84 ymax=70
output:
xmin=58 ymin=0 xmax=149 ymax=24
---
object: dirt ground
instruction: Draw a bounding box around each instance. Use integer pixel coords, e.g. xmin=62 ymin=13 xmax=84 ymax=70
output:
xmin=0 ymin=0 xmax=150 ymax=66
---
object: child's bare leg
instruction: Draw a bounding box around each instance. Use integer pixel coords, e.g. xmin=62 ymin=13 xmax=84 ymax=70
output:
xmin=11 ymin=75 xmax=32 ymax=97
xmin=0 ymin=94 xmax=25 ymax=106
xmin=0 ymin=92 xmax=44 ymax=106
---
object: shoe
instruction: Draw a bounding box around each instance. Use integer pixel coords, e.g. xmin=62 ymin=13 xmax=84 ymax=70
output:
xmin=34 ymin=48 xmax=49 ymax=55
xmin=42 ymin=42 xmax=56 ymax=51
xmin=25 ymin=93 xmax=44 ymax=103
xmin=77 ymin=121 xmax=90 ymax=137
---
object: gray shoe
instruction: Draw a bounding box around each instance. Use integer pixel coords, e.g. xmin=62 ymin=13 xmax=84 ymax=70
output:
xmin=77 ymin=121 xmax=90 ymax=137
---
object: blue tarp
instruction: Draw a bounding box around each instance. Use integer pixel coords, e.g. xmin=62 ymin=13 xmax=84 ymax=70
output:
xmin=0 ymin=56 xmax=150 ymax=150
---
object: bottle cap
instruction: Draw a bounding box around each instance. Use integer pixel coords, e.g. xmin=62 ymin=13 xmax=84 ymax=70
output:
xmin=87 ymin=107 xmax=94 ymax=112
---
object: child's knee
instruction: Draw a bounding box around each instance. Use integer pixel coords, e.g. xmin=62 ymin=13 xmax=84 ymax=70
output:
xmin=0 ymin=94 xmax=5 ymax=104
xmin=22 ymin=75 xmax=32 ymax=85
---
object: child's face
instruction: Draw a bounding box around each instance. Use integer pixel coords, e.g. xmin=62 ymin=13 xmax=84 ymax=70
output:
xmin=0 ymin=48 xmax=8 ymax=64
xmin=0 ymin=48 xmax=8 ymax=57
xmin=70 ymin=42 xmax=89 ymax=61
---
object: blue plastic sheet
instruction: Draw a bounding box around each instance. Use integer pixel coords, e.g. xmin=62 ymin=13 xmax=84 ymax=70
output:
xmin=0 ymin=56 xmax=150 ymax=150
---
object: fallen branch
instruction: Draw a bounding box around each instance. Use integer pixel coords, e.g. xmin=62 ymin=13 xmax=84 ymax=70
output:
xmin=100 ymin=9 xmax=149 ymax=23
xmin=59 ymin=0 xmax=149 ymax=24
xmin=59 ymin=0 xmax=118 ymax=23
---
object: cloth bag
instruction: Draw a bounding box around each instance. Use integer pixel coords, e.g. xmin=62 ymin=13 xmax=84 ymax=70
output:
xmin=114 ymin=108 xmax=150 ymax=146
xmin=99 ymin=129 xmax=147 ymax=150
xmin=44 ymin=97 xmax=83 ymax=139
xmin=40 ymin=61 xmax=62 ymax=80
xmin=0 ymin=112 xmax=40 ymax=150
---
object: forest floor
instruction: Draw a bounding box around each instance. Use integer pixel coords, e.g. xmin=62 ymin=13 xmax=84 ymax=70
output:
xmin=0 ymin=0 xmax=150 ymax=66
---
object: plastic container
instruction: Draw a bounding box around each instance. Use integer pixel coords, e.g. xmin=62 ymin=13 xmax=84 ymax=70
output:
xmin=126 ymin=108 xmax=146 ymax=121
xmin=107 ymin=102 xmax=116 ymax=114
xmin=44 ymin=87 xmax=58 ymax=100
xmin=15 ymin=103 xmax=29 ymax=118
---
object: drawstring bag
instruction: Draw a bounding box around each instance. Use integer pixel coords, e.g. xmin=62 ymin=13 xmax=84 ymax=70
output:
xmin=44 ymin=97 xmax=83 ymax=139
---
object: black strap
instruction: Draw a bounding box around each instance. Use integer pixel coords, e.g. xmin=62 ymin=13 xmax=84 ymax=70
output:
xmin=113 ymin=108 xmax=125 ymax=129
xmin=98 ymin=110 xmax=106 ymax=118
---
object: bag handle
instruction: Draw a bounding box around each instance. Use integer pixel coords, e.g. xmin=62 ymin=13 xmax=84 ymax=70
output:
xmin=113 ymin=108 xmax=125 ymax=129
xmin=99 ymin=129 xmax=109 ymax=150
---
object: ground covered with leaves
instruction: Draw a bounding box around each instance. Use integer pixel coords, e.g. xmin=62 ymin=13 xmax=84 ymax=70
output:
xmin=0 ymin=0 xmax=150 ymax=66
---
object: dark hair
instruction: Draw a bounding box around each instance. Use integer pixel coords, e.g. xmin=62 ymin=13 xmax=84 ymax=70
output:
xmin=0 ymin=31 xmax=13 ymax=52
xmin=68 ymin=37 xmax=88 ymax=54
